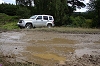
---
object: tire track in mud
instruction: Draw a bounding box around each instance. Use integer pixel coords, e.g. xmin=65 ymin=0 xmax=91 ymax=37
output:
xmin=0 ymin=31 xmax=100 ymax=66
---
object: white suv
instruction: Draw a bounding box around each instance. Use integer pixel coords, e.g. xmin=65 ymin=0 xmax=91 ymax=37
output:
xmin=17 ymin=15 xmax=54 ymax=29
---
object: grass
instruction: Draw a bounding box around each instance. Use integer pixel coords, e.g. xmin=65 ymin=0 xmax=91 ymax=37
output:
xmin=0 ymin=13 xmax=19 ymax=30
xmin=1 ymin=22 xmax=19 ymax=30
xmin=24 ymin=27 xmax=100 ymax=34
xmin=1 ymin=24 xmax=100 ymax=34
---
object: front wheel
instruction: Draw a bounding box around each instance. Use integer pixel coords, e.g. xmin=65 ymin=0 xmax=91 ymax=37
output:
xmin=25 ymin=23 xmax=33 ymax=29
xmin=19 ymin=26 xmax=23 ymax=29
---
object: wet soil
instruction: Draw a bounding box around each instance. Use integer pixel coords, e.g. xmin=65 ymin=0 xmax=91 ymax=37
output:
xmin=0 ymin=30 xmax=100 ymax=66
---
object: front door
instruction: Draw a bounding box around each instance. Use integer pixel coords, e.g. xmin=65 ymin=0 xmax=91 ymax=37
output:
xmin=34 ymin=16 xmax=43 ymax=27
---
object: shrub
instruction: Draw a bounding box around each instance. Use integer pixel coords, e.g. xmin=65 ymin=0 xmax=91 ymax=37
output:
xmin=85 ymin=19 xmax=92 ymax=28
xmin=0 ymin=13 xmax=19 ymax=30
xmin=1 ymin=22 xmax=19 ymax=30
xmin=70 ymin=16 xmax=87 ymax=28
xmin=16 ymin=7 xmax=31 ymax=19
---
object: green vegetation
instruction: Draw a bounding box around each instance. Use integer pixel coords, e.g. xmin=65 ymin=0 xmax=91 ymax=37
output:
xmin=0 ymin=13 xmax=19 ymax=30
xmin=0 ymin=0 xmax=100 ymax=30
xmin=0 ymin=13 xmax=99 ymax=33
xmin=87 ymin=0 xmax=100 ymax=28
xmin=32 ymin=27 xmax=100 ymax=34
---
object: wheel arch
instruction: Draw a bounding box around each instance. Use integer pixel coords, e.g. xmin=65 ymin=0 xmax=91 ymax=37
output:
xmin=47 ymin=23 xmax=52 ymax=26
xmin=25 ymin=22 xmax=34 ymax=27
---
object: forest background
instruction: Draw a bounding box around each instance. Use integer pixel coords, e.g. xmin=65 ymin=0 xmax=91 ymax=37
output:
xmin=0 ymin=0 xmax=100 ymax=30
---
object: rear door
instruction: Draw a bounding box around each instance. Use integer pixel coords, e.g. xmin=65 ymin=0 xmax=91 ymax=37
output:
xmin=42 ymin=16 xmax=48 ymax=26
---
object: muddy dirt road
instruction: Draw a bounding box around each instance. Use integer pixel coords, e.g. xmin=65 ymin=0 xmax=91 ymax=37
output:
xmin=0 ymin=30 xmax=100 ymax=66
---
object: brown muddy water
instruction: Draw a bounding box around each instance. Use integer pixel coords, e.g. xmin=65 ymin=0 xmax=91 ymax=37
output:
xmin=0 ymin=31 xmax=100 ymax=66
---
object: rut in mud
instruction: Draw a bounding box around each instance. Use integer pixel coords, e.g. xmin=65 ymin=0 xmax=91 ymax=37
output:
xmin=0 ymin=30 xmax=100 ymax=66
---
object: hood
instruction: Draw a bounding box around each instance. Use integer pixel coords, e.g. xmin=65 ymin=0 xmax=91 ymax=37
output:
xmin=20 ymin=19 xmax=33 ymax=21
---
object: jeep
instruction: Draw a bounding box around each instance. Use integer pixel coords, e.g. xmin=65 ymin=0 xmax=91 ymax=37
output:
xmin=17 ymin=15 xmax=54 ymax=29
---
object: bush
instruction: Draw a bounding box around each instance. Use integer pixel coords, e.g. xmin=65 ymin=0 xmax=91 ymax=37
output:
xmin=70 ymin=16 xmax=87 ymax=28
xmin=85 ymin=19 xmax=92 ymax=28
xmin=0 ymin=13 xmax=19 ymax=30
xmin=16 ymin=6 xmax=31 ymax=18
xmin=0 ymin=3 xmax=17 ymax=16
xmin=1 ymin=22 xmax=19 ymax=30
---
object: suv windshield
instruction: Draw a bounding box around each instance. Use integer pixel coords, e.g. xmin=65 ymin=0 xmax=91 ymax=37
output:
xmin=30 ymin=15 xmax=37 ymax=19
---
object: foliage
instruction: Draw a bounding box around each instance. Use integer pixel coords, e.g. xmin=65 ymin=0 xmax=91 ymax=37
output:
xmin=0 ymin=13 xmax=13 ymax=25
xmin=1 ymin=22 xmax=19 ymax=30
xmin=0 ymin=3 xmax=17 ymax=16
xmin=16 ymin=0 xmax=33 ymax=6
xmin=88 ymin=0 xmax=100 ymax=28
xmin=16 ymin=6 xmax=31 ymax=18
xmin=0 ymin=13 xmax=19 ymax=30
xmin=0 ymin=4 xmax=31 ymax=18
xmin=67 ymin=0 xmax=86 ymax=9
xmin=85 ymin=19 xmax=93 ymax=28
xmin=34 ymin=0 xmax=68 ymax=26
xmin=0 ymin=0 xmax=99 ymax=28
xmin=69 ymin=16 xmax=86 ymax=28
xmin=15 ymin=0 xmax=85 ymax=26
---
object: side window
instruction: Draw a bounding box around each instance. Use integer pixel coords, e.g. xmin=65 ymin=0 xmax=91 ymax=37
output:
xmin=43 ymin=16 xmax=48 ymax=20
xmin=36 ymin=16 xmax=42 ymax=20
xmin=49 ymin=16 xmax=53 ymax=20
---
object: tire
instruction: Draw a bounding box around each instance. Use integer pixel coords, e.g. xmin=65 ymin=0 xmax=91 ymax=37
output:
xmin=19 ymin=26 xmax=23 ymax=29
xmin=25 ymin=23 xmax=33 ymax=29
xmin=47 ymin=24 xmax=52 ymax=28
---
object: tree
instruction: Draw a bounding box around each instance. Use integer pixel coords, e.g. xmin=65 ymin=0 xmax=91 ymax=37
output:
xmin=70 ymin=16 xmax=86 ymax=27
xmin=0 ymin=3 xmax=17 ymax=16
xmin=16 ymin=0 xmax=33 ymax=6
xmin=67 ymin=0 xmax=86 ymax=11
xmin=88 ymin=0 xmax=100 ymax=28
xmin=16 ymin=0 xmax=86 ymax=26
xmin=16 ymin=6 xmax=31 ymax=18
xmin=34 ymin=0 xmax=69 ymax=26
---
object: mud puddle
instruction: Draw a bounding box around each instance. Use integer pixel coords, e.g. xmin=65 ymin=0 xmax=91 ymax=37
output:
xmin=25 ymin=38 xmax=76 ymax=66
xmin=25 ymin=45 xmax=74 ymax=64
xmin=28 ymin=38 xmax=77 ymax=44
xmin=0 ymin=31 xmax=100 ymax=66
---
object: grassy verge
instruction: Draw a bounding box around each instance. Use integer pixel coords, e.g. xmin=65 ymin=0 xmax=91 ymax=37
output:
xmin=22 ymin=27 xmax=100 ymax=34
xmin=0 ymin=22 xmax=19 ymax=30
xmin=0 ymin=13 xmax=19 ymax=30
xmin=0 ymin=27 xmax=100 ymax=34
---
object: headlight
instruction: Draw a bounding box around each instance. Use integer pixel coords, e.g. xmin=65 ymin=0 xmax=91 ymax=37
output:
xmin=19 ymin=20 xmax=24 ymax=23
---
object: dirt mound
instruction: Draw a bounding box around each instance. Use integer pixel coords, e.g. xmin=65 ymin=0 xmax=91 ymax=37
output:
xmin=59 ymin=54 xmax=100 ymax=66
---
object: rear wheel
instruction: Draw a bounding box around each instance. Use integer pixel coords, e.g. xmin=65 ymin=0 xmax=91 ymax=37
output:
xmin=25 ymin=23 xmax=33 ymax=29
xmin=47 ymin=24 xmax=52 ymax=28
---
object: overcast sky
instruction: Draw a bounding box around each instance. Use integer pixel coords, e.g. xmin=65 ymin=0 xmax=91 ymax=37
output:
xmin=0 ymin=0 xmax=89 ymax=12
xmin=75 ymin=0 xmax=89 ymax=12
xmin=0 ymin=0 xmax=15 ymax=4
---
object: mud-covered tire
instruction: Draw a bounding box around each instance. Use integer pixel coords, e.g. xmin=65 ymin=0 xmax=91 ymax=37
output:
xmin=47 ymin=24 xmax=52 ymax=28
xmin=25 ymin=23 xmax=33 ymax=29
xmin=19 ymin=26 xmax=23 ymax=29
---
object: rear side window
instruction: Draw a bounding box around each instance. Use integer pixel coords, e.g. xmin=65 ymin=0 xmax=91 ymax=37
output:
xmin=49 ymin=16 xmax=53 ymax=20
xmin=43 ymin=16 xmax=48 ymax=20
xmin=36 ymin=16 xmax=42 ymax=20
